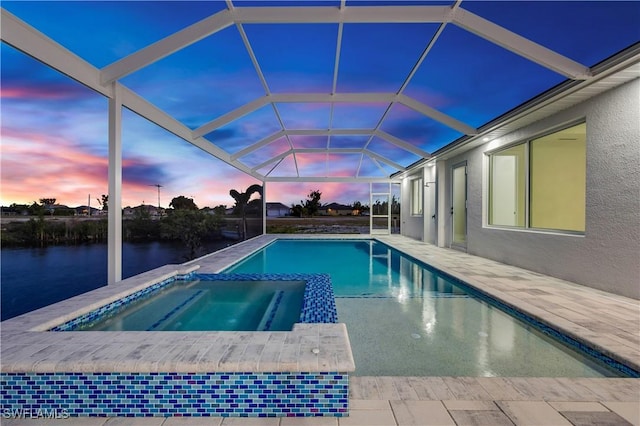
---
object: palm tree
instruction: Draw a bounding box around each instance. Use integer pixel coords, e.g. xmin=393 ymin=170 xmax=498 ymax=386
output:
xmin=229 ymin=184 xmax=262 ymax=240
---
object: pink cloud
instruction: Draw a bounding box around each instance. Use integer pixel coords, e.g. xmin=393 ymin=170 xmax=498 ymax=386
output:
xmin=1 ymin=115 xmax=371 ymax=211
xmin=1 ymin=83 xmax=90 ymax=100
xmin=289 ymin=135 xmax=328 ymax=149
xmin=326 ymin=153 xmax=360 ymax=177
xmin=1 ymin=130 xmax=107 ymax=206
xmin=266 ymin=182 xmax=369 ymax=207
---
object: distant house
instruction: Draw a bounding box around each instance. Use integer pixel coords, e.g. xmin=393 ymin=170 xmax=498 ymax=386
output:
xmin=45 ymin=204 xmax=76 ymax=216
xmin=75 ymin=206 xmax=100 ymax=216
xmin=319 ymin=203 xmax=354 ymax=216
xmin=266 ymin=202 xmax=291 ymax=217
xmin=1 ymin=205 xmax=29 ymax=216
xmin=123 ymin=204 xmax=163 ymax=218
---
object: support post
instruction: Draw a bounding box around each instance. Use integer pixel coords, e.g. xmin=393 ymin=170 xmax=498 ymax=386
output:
xmin=262 ymin=181 xmax=267 ymax=235
xmin=436 ymin=159 xmax=447 ymax=248
xmin=369 ymin=182 xmax=372 ymax=235
xmin=108 ymin=83 xmax=123 ymax=285
xmin=423 ymin=165 xmax=429 ymax=243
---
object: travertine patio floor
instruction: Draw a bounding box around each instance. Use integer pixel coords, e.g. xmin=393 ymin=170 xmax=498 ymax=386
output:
xmin=3 ymin=234 xmax=638 ymax=425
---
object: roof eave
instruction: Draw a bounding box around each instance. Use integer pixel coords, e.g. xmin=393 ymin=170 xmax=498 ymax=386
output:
xmin=393 ymin=41 xmax=640 ymax=179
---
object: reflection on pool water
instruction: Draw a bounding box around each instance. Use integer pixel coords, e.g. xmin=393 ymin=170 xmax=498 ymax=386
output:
xmin=225 ymin=239 xmax=633 ymax=377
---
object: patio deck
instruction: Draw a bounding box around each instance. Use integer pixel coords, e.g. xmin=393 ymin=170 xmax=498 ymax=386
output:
xmin=2 ymin=234 xmax=638 ymax=425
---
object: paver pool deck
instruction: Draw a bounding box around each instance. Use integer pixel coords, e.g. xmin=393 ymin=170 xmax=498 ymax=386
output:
xmin=2 ymin=234 xmax=638 ymax=425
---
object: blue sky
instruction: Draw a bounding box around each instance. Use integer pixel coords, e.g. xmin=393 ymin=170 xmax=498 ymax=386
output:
xmin=1 ymin=1 xmax=638 ymax=208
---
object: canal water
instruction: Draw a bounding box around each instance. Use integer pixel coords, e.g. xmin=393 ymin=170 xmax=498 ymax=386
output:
xmin=1 ymin=240 xmax=232 ymax=320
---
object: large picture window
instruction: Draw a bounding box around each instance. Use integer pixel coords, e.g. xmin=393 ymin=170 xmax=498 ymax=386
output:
xmin=411 ymin=177 xmax=423 ymax=216
xmin=488 ymin=122 xmax=586 ymax=232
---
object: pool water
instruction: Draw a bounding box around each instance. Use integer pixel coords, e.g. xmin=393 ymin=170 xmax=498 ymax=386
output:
xmin=76 ymin=280 xmax=305 ymax=331
xmin=225 ymin=239 xmax=629 ymax=377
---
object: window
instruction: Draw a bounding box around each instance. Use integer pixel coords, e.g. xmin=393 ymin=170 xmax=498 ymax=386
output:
xmin=411 ymin=177 xmax=423 ymax=215
xmin=488 ymin=122 xmax=586 ymax=232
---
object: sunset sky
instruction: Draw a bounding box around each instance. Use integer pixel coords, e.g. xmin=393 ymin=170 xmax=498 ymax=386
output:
xmin=2 ymin=1 xmax=638 ymax=209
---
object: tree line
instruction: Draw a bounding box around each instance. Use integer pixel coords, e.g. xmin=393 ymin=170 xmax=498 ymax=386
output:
xmin=1 ymin=186 xmax=264 ymax=259
xmin=1 ymin=186 xmax=377 ymax=257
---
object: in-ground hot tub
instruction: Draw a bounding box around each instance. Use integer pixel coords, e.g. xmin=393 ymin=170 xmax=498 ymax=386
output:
xmin=53 ymin=273 xmax=337 ymax=332
xmin=0 ymin=265 xmax=355 ymax=418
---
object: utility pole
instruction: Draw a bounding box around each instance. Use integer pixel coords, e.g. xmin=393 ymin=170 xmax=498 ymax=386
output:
xmin=150 ymin=184 xmax=162 ymax=208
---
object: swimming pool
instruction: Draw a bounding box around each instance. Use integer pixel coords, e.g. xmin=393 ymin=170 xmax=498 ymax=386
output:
xmin=225 ymin=239 xmax=633 ymax=377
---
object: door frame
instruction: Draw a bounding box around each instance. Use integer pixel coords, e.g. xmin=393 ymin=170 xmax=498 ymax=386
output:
xmin=370 ymin=191 xmax=391 ymax=235
xmin=451 ymin=161 xmax=468 ymax=250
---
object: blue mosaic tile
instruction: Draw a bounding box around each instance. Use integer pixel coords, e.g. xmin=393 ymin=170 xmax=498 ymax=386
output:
xmin=50 ymin=272 xmax=194 ymax=332
xmin=0 ymin=372 xmax=349 ymax=417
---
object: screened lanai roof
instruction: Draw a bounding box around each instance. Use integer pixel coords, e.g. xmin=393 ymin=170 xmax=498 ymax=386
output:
xmin=2 ymin=1 xmax=639 ymax=182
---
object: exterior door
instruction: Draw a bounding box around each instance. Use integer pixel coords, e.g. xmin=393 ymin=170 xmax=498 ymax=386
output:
xmin=452 ymin=164 xmax=467 ymax=248
xmin=370 ymin=193 xmax=390 ymax=235
xmin=391 ymin=183 xmax=401 ymax=234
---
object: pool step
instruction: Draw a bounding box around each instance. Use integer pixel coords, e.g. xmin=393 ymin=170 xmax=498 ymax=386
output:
xmin=257 ymin=290 xmax=285 ymax=331
xmin=145 ymin=289 xmax=205 ymax=331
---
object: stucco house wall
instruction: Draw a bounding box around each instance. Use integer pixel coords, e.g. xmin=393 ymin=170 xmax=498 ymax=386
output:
xmin=401 ymin=170 xmax=425 ymax=241
xmin=433 ymin=78 xmax=639 ymax=299
xmin=440 ymin=79 xmax=640 ymax=299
